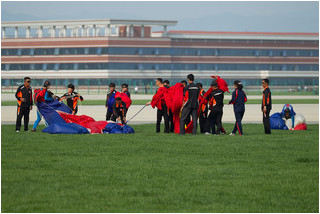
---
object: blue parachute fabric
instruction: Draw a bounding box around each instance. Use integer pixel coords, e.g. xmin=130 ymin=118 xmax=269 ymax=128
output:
xmin=109 ymin=128 xmax=124 ymax=134
xmin=42 ymin=123 xmax=89 ymax=134
xmin=37 ymin=100 xmax=72 ymax=126
xmin=44 ymin=99 xmax=72 ymax=114
xmin=107 ymin=93 xmax=116 ymax=113
xmin=122 ymin=125 xmax=135 ymax=134
xmin=103 ymin=123 xmax=134 ymax=134
xmin=270 ymin=113 xmax=288 ymax=130
xmin=104 ymin=123 xmax=123 ymax=133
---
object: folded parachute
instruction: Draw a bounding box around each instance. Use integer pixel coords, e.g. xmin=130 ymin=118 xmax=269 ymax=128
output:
xmin=38 ymin=99 xmax=134 ymax=134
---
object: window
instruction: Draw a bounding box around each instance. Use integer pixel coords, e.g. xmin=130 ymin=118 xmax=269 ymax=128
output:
xmin=47 ymin=64 xmax=54 ymax=70
xmin=17 ymin=49 xmax=22 ymax=56
xmin=54 ymin=48 xmax=59 ymax=55
xmin=97 ymin=47 xmax=102 ymax=55
xmin=42 ymin=64 xmax=47 ymax=71
xmin=88 ymin=48 xmax=97 ymax=55
xmin=137 ymin=48 xmax=143 ymax=55
xmin=21 ymin=49 xmax=30 ymax=55
xmin=101 ymin=47 xmax=108 ymax=54
xmin=54 ymin=63 xmax=59 ymax=71
xmin=282 ymin=65 xmax=287 ymax=71
xmin=153 ymin=48 xmax=159 ymax=55
xmin=30 ymin=49 xmax=35 ymax=56
xmin=281 ymin=50 xmax=287 ymax=57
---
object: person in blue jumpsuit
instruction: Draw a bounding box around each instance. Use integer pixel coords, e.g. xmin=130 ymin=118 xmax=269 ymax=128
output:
xmin=280 ymin=104 xmax=296 ymax=128
xmin=31 ymin=81 xmax=54 ymax=132
xmin=228 ymin=80 xmax=247 ymax=136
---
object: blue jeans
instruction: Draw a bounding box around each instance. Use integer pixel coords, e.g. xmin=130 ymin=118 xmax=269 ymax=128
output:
xmin=32 ymin=109 xmax=42 ymax=130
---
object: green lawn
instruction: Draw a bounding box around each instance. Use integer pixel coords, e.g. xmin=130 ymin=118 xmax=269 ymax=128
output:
xmin=1 ymin=124 xmax=319 ymax=213
xmin=2 ymin=99 xmax=319 ymax=106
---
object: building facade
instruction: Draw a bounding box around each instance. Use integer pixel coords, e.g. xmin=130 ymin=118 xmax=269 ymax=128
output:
xmin=1 ymin=19 xmax=319 ymax=89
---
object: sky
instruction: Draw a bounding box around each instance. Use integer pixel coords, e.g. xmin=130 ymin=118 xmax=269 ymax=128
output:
xmin=1 ymin=1 xmax=319 ymax=33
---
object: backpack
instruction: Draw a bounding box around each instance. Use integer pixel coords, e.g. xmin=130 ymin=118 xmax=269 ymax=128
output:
xmin=33 ymin=88 xmax=46 ymax=104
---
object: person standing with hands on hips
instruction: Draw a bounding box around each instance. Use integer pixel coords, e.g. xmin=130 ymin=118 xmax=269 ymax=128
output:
xmin=262 ymin=79 xmax=272 ymax=134
xmin=15 ymin=77 xmax=33 ymax=132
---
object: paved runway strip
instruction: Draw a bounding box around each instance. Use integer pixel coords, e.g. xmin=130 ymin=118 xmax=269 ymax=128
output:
xmin=2 ymin=104 xmax=318 ymax=124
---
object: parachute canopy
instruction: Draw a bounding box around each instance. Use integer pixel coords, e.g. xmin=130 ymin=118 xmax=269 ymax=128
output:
xmin=38 ymin=100 xmax=134 ymax=134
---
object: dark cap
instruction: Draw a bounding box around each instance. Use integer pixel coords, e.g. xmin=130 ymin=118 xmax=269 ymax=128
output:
xmin=109 ymin=83 xmax=115 ymax=87
xmin=43 ymin=80 xmax=51 ymax=87
xmin=210 ymin=81 xmax=218 ymax=87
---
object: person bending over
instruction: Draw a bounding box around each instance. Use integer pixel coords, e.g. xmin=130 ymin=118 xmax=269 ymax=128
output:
xmin=111 ymin=97 xmax=127 ymax=124
xmin=32 ymin=81 xmax=54 ymax=132
xmin=205 ymin=81 xmax=224 ymax=135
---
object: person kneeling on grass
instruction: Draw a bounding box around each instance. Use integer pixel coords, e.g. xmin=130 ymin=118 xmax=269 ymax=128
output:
xmin=228 ymin=80 xmax=247 ymax=136
xmin=111 ymin=97 xmax=127 ymax=124
xmin=32 ymin=81 xmax=54 ymax=132
xmin=60 ymin=84 xmax=84 ymax=115
xmin=280 ymin=104 xmax=296 ymax=129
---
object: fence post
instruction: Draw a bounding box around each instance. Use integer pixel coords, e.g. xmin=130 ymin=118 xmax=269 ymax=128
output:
xmin=87 ymin=79 xmax=90 ymax=94
xmin=55 ymin=78 xmax=57 ymax=93
xmin=134 ymin=81 xmax=136 ymax=94
xmin=313 ymin=79 xmax=315 ymax=95
xmin=98 ymin=80 xmax=100 ymax=95
xmin=11 ymin=78 xmax=14 ymax=92
xmin=150 ymin=81 xmax=153 ymax=94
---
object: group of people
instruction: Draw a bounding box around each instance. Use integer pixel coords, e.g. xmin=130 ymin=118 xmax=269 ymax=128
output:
xmin=15 ymin=75 xmax=272 ymax=135
xmin=15 ymin=77 xmax=84 ymax=132
xmin=145 ymin=74 xmax=272 ymax=135
xmin=105 ymin=83 xmax=131 ymax=124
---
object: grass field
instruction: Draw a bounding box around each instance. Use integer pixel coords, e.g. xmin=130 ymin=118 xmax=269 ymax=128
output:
xmin=2 ymin=99 xmax=319 ymax=106
xmin=1 ymin=124 xmax=319 ymax=212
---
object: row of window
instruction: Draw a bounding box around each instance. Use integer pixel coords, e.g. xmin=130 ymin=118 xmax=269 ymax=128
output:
xmin=2 ymin=63 xmax=319 ymax=71
xmin=1 ymin=47 xmax=319 ymax=57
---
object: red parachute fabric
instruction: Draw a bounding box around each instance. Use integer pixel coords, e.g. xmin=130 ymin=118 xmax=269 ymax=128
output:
xmin=85 ymin=121 xmax=109 ymax=134
xmin=58 ymin=111 xmax=124 ymax=134
xmin=151 ymin=87 xmax=168 ymax=110
xmin=164 ymin=83 xmax=184 ymax=133
xmin=58 ymin=111 xmax=96 ymax=127
xmin=294 ymin=123 xmax=307 ymax=130
xmin=210 ymin=75 xmax=229 ymax=93
xmin=115 ymin=92 xmax=132 ymax=108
